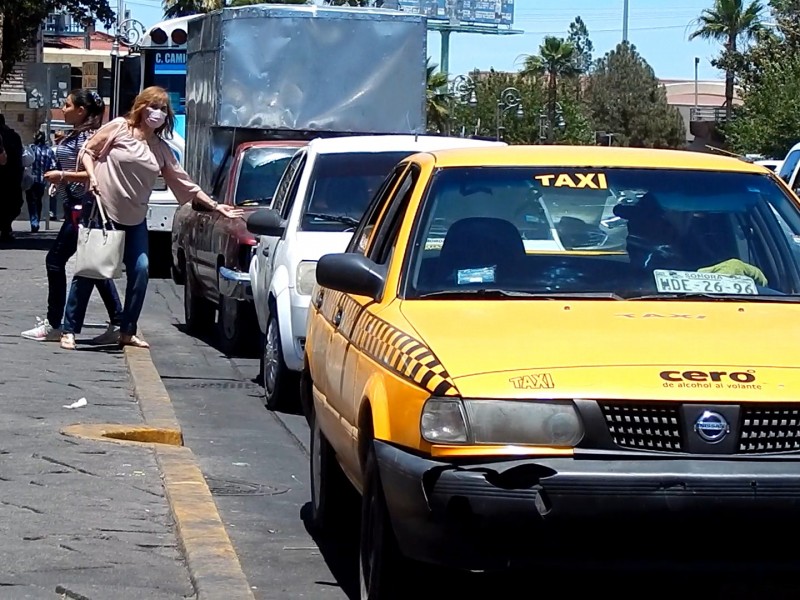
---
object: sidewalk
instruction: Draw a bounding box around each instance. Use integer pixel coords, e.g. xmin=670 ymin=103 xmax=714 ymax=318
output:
xmin=0 ymin=226 xmax=194 ymax=599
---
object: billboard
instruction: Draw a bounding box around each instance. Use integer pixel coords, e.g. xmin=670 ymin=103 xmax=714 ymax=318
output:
xmin=397 ymin=0 xmax=514 ymax=26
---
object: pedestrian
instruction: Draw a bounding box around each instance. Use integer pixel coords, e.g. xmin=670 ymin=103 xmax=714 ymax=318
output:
xmin=25 ymin=131 xmax=56 ymax=233
xmin=20 ymin=89 xmax=123 ymax=344
xmin=0 ymin=114 xmax=24 ymax=242
xmin=50 ymin=130 xmax=66 ymax=220
xmin=61 ymin=85 xmax=242 ymax=350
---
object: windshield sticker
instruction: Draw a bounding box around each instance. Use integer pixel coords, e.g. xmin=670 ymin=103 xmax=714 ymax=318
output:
xmin=457 ymin=266 xmax=495 ymax=285
xmin=533 ymin=173 xmax=608 ymax=189
xmin=425 ymin=237 xmax=444 ymax=250
xmin=509 ymin=372 xmax=555 ymax=390
xmin=653 ymin=270 xmax=758 ymax=295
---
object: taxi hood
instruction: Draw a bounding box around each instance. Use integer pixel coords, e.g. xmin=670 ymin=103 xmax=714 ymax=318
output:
xmin=399 ymin=299 xmax=800 ymax=401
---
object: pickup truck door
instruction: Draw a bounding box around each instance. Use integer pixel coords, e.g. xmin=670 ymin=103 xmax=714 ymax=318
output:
xmin=195 ymin=154 xmax=234 ymax=293
xmin=256 ymin=150 xmax=307 ymax=311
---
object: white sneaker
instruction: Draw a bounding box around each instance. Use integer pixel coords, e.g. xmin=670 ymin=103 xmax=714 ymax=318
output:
xmin=91 ymin=323 xmax=121 ymax=345
xmin=21 ymin=317 xmax=62 ymax=342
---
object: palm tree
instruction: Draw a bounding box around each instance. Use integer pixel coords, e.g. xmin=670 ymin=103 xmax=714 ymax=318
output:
xmin=426 ymin=58 xmax=450 ymax=134
xmin=519 ymin=36 xmax=577 ymax=141
xmin=689 ymin=0 xmax=764 ymax=119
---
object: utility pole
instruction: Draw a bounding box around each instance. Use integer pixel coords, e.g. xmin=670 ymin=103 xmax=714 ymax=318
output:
xmin=622 ymin=0 xmax=629 ymax=43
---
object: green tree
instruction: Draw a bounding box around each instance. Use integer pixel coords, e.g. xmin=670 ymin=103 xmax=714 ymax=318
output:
xmin=426 ymin=57 xmax=450 ymax=134
xmin=0 ymin=0 xmax=114 ymax=83
xmin=689 ymin=0 xmax=765 ymax=119
xmin=567 ymin=16 xmax=594 ymax=74
xmin=587 ymin=42 xmax=686 ymax=148
xmin=724 ymin=49 xmax=800 ymax=157
xmin=163 ymin=0 xmax=302 ymax=18
xmin=519 ymin=36 xmax=577 ymax=142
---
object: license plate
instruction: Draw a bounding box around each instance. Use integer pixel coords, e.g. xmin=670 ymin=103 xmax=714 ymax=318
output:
xmin=653 ymin=269 xmax=758 ymax=295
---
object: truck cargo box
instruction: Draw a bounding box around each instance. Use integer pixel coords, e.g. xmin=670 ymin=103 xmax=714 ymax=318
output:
xmin=185 ymin=4 xmax=428 ymax=190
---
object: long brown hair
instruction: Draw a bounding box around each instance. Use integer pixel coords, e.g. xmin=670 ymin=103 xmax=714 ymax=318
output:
xmin=126 ymin=86 xmax=175 ymax=139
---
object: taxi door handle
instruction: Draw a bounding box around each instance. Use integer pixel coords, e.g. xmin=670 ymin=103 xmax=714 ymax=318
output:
xmin=262 ymin=247 xmax=270 ymax=257
xmin=333 ymin=308 xmax=343 ymax=327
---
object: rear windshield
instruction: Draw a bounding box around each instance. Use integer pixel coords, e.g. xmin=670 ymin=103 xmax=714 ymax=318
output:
xmin=404 ymin=167 xmax=800 ymax=300
xmin=235 ymin=147 xmax=297 ymax=206
xmin=300 ymin=151 xmax=412 ymax=232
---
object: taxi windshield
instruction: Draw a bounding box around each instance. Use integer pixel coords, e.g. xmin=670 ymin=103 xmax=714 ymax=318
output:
xmin=405 ymin=167 xmax=800 ymax=300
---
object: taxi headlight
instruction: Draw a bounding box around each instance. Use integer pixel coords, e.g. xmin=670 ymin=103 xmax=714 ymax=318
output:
xmin=420 ymin=398 xmax=468 ymax=443
xmin=464 ymin=399 xmax=584 ymax=446
xmin=296 ymin=261 xmax=317 ymax=296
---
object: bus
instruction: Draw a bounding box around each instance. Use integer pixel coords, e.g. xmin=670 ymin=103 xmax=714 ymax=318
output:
xmin=115 ymin=15 xmax=200 ymax=269
xmin=138 ymin=15 xmax=200 ymax=140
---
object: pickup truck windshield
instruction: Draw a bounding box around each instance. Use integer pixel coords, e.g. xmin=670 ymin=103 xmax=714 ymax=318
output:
xmin=235 ymin=147 xmax=297 ymax=206
xmin=301 ymin=151 xmax=412 ymax=232
xmin=406 ymin=167 xmax=800 ymax=300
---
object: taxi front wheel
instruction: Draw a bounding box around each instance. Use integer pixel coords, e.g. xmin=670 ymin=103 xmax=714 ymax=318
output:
xmin=360 ymin=444 xmax=412 ymax=600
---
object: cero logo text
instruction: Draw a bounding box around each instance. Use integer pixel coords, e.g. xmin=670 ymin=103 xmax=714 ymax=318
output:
xmin=659 ymin=370 xmax=756 ymax=383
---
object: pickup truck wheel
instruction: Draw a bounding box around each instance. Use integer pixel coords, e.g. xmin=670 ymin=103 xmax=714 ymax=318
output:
xmin=359 ymin=443 xmax=409 ymax=600
xmin=310 ymin=408 xmax=357 ymax=535
xmin=263 ymin=314 xmax=297 ymax=411
xmin=184 ymin=268 xmax=214 ymax=335
xmin=217 ymin=296 xmax=257 ymax=357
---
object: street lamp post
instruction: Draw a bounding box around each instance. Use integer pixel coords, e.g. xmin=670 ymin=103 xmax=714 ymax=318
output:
xmin=538 ymin=101 xmax=565 ymax=143
xmin=448 ymin=74 xmax=477 ymax=137
xmin=495 ymin=86 xmax=523 ymax=141
xmin=110 ymin=11 xmax=144 ymax=118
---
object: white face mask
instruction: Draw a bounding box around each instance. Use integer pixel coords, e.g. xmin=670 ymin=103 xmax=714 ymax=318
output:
xmin=145 ymin=107 xmax=167 ymax=128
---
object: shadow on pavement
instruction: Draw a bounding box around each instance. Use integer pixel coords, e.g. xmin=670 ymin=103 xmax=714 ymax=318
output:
xmin=300 ymin=502 xmax=360 ymax=600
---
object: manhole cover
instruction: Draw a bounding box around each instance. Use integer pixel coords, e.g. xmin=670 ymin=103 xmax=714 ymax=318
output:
xmin=204 ymin=476 xmax=289 ymax=496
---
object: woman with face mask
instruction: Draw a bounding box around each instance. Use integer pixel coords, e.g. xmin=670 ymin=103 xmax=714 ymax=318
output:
xmin=60 ymin=86 xmax=243 ymax=350
xmin=21 ymin=89 xmax=123 ymax=344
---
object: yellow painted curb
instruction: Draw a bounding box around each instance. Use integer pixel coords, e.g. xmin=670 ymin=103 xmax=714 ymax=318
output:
xmin=122 ymin=344 xmax=256 ymax=600
xmin=124 ymin=344 xmax=184 ymax=438
xmin=157 ymin=445 xmax=257 ymax=600
xmin=59 ymin=341 xmax=255 ymax=599
xmin=62 ymin=423 xmax=182 ymax=447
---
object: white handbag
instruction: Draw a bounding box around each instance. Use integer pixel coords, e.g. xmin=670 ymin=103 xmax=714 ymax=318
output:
xmin=74 ymin=192 xmax=126 ymax=279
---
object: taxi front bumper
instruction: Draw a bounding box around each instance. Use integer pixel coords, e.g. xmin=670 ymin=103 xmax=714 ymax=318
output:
xmin=374 ymin=440 xmax=800 ymax=570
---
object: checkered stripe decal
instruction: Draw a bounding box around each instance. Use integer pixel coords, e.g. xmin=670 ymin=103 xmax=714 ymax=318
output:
xmin=351 ymin=312 xmax=458 ymax=397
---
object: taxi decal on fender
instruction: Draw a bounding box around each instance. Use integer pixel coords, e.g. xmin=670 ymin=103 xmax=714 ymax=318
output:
xmin=318 ymin=292 xmax=457 ymax=397
xmin=353 ymin=313 xmax=458 ymax=397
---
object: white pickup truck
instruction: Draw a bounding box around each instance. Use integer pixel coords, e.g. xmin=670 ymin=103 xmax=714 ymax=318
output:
xmin=246 ymin=134 xmax=505 ymax=412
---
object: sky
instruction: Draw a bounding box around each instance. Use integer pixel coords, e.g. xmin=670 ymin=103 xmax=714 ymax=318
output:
xmin=121 ymin=0 xmax=723 ymax=81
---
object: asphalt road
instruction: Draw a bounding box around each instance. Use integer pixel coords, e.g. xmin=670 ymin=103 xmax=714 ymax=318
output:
xmin=140 ymin=276 xmax=800 ymax=600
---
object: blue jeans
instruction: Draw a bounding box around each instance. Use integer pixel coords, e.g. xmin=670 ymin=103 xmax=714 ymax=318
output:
xmin=26 ymin=182 xmax=45 ymax=230
xmin=63 ymin=219 xmax=148 ymax=336
xmin=47 ymin=209 xmax=122 ymax=330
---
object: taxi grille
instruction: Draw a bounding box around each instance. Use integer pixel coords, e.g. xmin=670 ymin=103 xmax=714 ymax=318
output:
xmin=600 ymin=403 xmax=683 ymax=452
xmin=739 ymin=405 xmax=800 ymax=454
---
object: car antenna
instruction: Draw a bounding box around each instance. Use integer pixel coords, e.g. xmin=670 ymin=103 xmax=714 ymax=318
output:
xmin=705 ymin=144 xmax=753 ymax=162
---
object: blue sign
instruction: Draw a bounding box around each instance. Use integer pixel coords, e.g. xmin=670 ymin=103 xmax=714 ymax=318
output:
xmin=398 ymin=0 xmax=514 ymax=26
xmin=154 ymin=50 xmax=186 ymax=76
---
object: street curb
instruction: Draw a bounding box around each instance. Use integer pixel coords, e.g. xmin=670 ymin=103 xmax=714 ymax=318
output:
xmin=122 ymin=344 xmax=256 ymax=600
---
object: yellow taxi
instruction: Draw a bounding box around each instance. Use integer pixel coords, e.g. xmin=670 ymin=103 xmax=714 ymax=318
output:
xmin=301 ymin=145 xmax=800 ymax=597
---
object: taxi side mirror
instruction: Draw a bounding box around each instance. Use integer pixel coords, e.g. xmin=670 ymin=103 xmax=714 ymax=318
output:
xmin=246 ymin=208 xmax=285 ymax=237
xmin=317 ymin=253 xmax=385 ymax=300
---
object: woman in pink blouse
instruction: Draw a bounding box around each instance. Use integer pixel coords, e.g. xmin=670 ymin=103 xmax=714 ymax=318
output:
xmin=60 ymin=86 xmax=242 ymax=349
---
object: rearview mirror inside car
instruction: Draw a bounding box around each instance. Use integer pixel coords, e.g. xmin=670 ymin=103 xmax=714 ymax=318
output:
xmin=246 ymin=208 xmax=285 ymax=237
xmin=316 ymin=253 xmax=385 ymax=300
